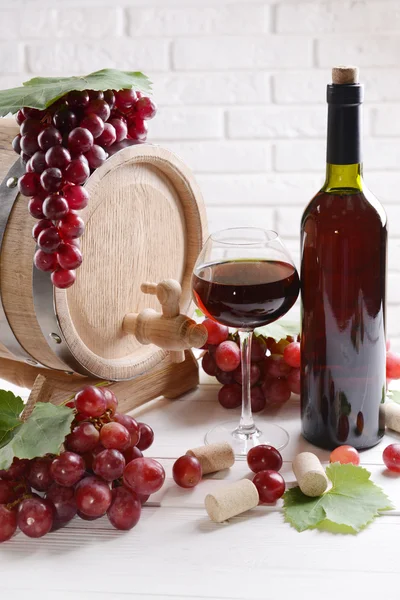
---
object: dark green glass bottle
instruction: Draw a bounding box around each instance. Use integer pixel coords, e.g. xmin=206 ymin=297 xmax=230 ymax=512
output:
xmin=300 ymin=67 xmax=387 ymax=450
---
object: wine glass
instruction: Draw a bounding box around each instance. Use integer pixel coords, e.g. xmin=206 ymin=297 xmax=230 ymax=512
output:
xmin=192 ymin=227 xmax=300 ymax=457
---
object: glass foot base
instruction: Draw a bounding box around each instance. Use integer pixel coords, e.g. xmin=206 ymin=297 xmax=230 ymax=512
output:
xmin=205 ymin=421 xmax=289 ymax=458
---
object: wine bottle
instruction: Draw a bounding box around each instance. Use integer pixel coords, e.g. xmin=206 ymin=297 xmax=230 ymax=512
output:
xmin=300 ymin=66 xmax=387 ymax=450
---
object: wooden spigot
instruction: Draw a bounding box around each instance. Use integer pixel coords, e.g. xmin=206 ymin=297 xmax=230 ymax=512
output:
xmin=123 ymin=279 xmax=208 ymax=364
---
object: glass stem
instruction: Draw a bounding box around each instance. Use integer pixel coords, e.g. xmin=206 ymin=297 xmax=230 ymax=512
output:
xmin=237 ymin=330 xmax=256 ymax=434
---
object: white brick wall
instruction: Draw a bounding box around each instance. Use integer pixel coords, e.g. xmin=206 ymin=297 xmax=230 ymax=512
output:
xmin=1 ymin=0 xmax=400 ymax=346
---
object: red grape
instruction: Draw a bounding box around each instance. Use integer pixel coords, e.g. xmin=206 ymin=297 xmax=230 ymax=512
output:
xmin=247 ymin=445 xmax=282 ymax=474
xmin=0 ymin=458 xmax=30 ymax=480
xmin=287 ymin=368 xmax=301 ymax=395
xmin=283 ymin=342 xmax=301 ymax=368
xmin=17 ymin=497 xmax=54 ymax=538
xmin=18 ymin=172 xmax=41 ymax=196
xmin=16 ymin=109 xmax=26 ymax=125
xmin=264 ymin=354 xmax=292 ymax=379
xmin=233 ymin=363 xmax=260 ymax=387
xmin=63 ymin=184 xmax=89 ymax=210
xmin=218 ymin=383 xmax=242 ymax=409
xmin=330 ymin=445 xmax=360 ymax=465
xmin=172 ymin=456 xmax=202 ymax=488
xmin=253 ymin=470 xmax=285 ymax=503
xmin=65 ymin=422 xmax=100 ymax=453
xmin=40 ymin=167 xmax=63 ymax=192
xmin=114 ymin=413 xmax=140 ymax=447
xmin=65 ymin=158 xmax=90 ymax=185
xmin=28 ymin=196 xmax=45 ymax=219
xmin=28 ymin=457 xmax=54 ymax=491
xmin=45 ymin=483 xmax=77 ymax=524
xmin=127 ymin=118 xmax=148 ymax=141
xmin=51 ymin=268 xmax=76 ymax=289
xmin=215 ymin=341 xmax=240 ymax=372
xmin=85 ymin=144 xmax=108 ymax=169
xmin=58 ymin=211 xmax=85 ymax=240
xmin=37 ymin=226 xmax=61 ymax=253
xmin=136 ymin=423 xmax=154 ymax=451
xmin=100 ymin=422 xmax=131 ymax=451
xmin=75 ymin=476 xmax=112 ymax=517
xmin=20 ymin=133 xmax=40 ymax=156
xmin=75 ymin=385 xmax=107 ymax=417
xmin=80 ymin=114 xmax=105 ymax=139
xmin=103 ymin=389 xmax=118 ymax=416
xmin=115 ymin=89 xmax=137 ymax=111
xmin=12 ymin=134 xmax=21 ymax=154
xmin=107 ymin=486 xmax=141 ymax=530
xmin=67 ymin=90 xmax=89 ymax=109
xmin=43 ymin=194 xmax=69 ymax=219
xmin=202 ymin=352 xmax=217 ymax=376
xmin=85 ymin=99 xmax=110 ymax=122
xmin=38 ymin=127 xmax=62 ymax=151
xmin=45 ymin=145 xmax=71 ymax=170
xmin=53 ymin=107 xmax=77 ymax=133
xmin=32 ymin=219 xmax=52 ymax=242
xmin=93 ymin=449 xmax=126 ymax=481
xmin=57 ymin=243 xmax=83 ymax=270
xmin=202 ymin=319 xmax=229 ymax=345
xmin=0 ymin=505 xmax=17 ymax=542
xmin=123 ymin=446 xmax=143 ymax=463
xmin=97 ymin=123 xmax=116 ymax=147
xmin=0 ymin=481 xmax=17 ymax=504
xmin=109 ymin=118 xmax=128 ymax=142
xmin=386 ymin=352 xmax=400 ymax=380
xmin=20 ymin=118 xmax=43 ymax=136
xmin=123 ymin=457 xmax=165 ymax=495
xmin=104 ymin=90 xmax=115 ymax=109
xmin=262 ymin=379 xmax=291 ymax=406
xmin=29 ymin=150 xmax=47 ymax=173
xmin=251 ymin=386 xmax=266 ymax=413
xmin=135 ymin=97 xmax=157 ymax=120
xmin=68 ymin=127 xmax=94 ymax=155
xmin=88 ymin=90 xmax=104 ymax=101
xmin=215 ymin=368 xmax=234 ymax=385
xmin=383 ymin=444 xmax=400 ymax=472
xmin=50 ymin=452 xmax=85 ymax=487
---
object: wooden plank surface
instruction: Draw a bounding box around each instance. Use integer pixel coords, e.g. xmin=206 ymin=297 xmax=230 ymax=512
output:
xmin=1 ymin=378 xmax=400 ymax=600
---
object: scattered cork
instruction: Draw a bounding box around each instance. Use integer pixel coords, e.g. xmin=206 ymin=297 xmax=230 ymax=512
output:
xmin=292 ymin=452 xmax=329 ymax=497
xmin=332 ymin=65 xmax=359 ymax=85
xmin=205 ymin=479 xmax=259 ymax=523
xmin=383 ymin=402 xmax=400 ymax=433
xmin=186 ymin=442 xmax=235 ymax=475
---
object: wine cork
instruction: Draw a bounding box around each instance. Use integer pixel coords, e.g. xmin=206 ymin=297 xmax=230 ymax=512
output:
xmin=292 ymin=452 xmax=329 ymax=497
xmin=205 ymin=479 xmax=259 ymax=523
xmin=332 ymin=66 xmax=359 ymax=85
xmin=383 ymin=402 xmax=400 ymax=432
xmin=186 ymin=442 xmax=234 ymax=475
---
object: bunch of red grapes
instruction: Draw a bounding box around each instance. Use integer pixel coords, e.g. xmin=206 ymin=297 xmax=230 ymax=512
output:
xmin=200 ymin=318 xmax=301 ymax=412
xmin=0 ymin=385 xmax=165 ymax=543
xmin=13 ymin=89 xmax=157 ymax=289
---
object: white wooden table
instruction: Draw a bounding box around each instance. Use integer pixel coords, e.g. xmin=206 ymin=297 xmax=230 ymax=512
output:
xmin=1 ymin=377 xmax=400 ymax=600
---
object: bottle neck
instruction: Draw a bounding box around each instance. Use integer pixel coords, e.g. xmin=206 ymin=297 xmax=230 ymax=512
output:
xmin=323 ymin=96 xmax=363 ymax=193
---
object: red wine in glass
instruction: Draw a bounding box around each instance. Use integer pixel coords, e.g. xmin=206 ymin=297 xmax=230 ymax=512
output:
xmin=193 ymin=259 xmax=299 ymax=329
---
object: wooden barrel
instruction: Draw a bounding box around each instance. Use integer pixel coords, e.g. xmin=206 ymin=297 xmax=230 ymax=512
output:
xmin=0 ymin=119 xmax=207 ymax=381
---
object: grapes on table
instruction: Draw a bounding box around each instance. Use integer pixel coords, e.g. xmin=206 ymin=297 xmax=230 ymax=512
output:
xmin=383 ymin=444 xmax=400 ymax=472
xmin=172 ymin=456 xmax=202 ymax=488
xmin=0 ymin=385 xmax=161 ymax=542
xmin=14 ymin=86 xmax=157 ymax=289
xmin=252 ymin=470 xmax=285 ymax=503
xmin=247 ymin=445 xmax=283 ymax=474
xmin=330 ymin=445 xmax=360 ymax=465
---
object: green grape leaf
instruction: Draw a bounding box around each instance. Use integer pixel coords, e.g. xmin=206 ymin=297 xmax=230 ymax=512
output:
xmin=0 ymin=69 xmax=152 ymax=117
xmin=0 ymin=391 xmax=24 ymax=449
xmin=255 ymin=319 xmax=300 ymax=341
xmin=0 ymin=402 xmax=74 ymax=470
xmin=283 ymin=463 xmax=393 ymax=534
